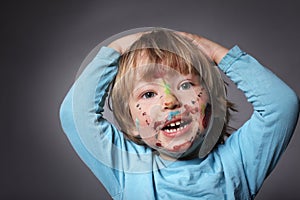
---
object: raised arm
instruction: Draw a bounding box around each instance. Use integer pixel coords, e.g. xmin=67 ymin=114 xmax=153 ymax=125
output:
xmin=177 ymin=32 xmax=229 ymax=64
xmin=59 ymin=32 xmax=151 ymax=198
xmin=59 ymin=46 xmax=123 ymax=197
xmin=179 ymin=32 xmax=299 ymax=195
xmin=108 ymin=32 xmax=143 ymax=53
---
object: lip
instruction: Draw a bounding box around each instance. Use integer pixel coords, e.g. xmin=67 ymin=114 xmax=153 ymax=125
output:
xmin=160 ymin=117 xmax=193 ymax=138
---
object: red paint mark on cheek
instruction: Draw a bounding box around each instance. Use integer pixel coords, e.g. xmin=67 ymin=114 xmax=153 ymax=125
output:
xmin=136 ymin=104 xmax=142 ymax=110
xmin=198 ymin=94 xmax=201 ymax=98
xmin=198 ymin=87 xmax=205 ymax=97
xmin=145 ymin=119 xmax=150 ymax=126
xmin=184 ymin=104 xmax=199 ymax=114
xmin=156 ymin=142 xmax=162 ymax=147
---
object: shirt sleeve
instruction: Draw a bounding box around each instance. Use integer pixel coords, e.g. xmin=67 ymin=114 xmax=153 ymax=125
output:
xmin=59 ymin=47 xmax=153 ymax=199
xmin=218 ymin=46 xmax=299 ymax=195
xmin=59 ymin=47 xmax=125 ymax=197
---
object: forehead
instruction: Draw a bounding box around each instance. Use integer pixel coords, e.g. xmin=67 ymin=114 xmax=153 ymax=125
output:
xmin=135 ymin=63 xmax=181 ymax=81
xmin=132 ymin=53 xmax=199 ymax=80
xmin=132 ymin=48 xmax=199 ymax=74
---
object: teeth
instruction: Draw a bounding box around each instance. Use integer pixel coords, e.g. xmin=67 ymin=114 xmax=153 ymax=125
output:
xmin=164 ymin=125 xmax=187 ymax=133
xmin=167 ymin=121 xmax=184 ymax=128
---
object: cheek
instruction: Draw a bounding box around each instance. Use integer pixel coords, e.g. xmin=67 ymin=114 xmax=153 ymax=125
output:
xmin=195 ymin=89 xmax=210 ymax=111
xmin=132 ymin=103 xmax=153 ymax=127
xmin=179 ymin=86 xmax=209 ymax=106
xmin=181 ymin=91 xmax=209 ymax=128
xmin=198 ymin=87 xmax=209 ymax=103
xmin=142 ymin=135 xmax=158 ymax=144
xmin=200 ymin=103 xmax=206 ymax=116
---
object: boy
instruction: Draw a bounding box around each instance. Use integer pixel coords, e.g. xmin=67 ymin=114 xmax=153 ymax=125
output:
xmin=60 ymin=28 xmax=299 ymax=199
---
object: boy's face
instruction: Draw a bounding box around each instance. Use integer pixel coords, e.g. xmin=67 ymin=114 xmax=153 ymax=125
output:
xmin=128 ymin=62 xmax=210 ymax=159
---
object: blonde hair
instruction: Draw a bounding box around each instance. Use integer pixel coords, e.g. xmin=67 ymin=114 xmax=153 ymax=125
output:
xmin=110 ymin=29 xmax=234 ymax=146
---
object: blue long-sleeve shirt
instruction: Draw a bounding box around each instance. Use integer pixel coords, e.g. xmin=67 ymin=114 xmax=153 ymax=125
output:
xmin=59 ymin=46 xmax=299 ymax=199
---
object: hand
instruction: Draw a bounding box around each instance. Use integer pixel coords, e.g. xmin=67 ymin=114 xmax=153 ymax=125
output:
xmin=108 ymin=32 xmax=144 ymax=54
xmin=177 ymin=32 xmax=229 ymax=64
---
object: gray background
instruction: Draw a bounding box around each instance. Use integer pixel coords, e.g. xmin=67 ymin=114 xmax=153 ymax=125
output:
xmin=3 ymin=0 xmax=300 ymax=199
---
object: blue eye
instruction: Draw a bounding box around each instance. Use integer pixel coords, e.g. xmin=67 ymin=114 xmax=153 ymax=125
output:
xmin=142 ymin=91 xmax=156 ymax=99
xmin=180 ymin=82 xmax=193 ymax=90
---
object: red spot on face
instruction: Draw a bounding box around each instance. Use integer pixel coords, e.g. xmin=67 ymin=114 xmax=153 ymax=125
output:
xmin=146 ymin=120 xmax=150 ymax=126
xmin=156 ymin=142 xmax=162 ymax=147
xmin=184 ymin=104 xmax=199 ymax=114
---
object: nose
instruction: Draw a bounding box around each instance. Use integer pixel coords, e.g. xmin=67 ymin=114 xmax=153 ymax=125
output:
xmin=163 ymin=93 xmax=181 ymax=110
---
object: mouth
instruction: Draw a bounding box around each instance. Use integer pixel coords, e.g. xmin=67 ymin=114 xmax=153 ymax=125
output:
xmin=161 ymin=117 xmax=193 ymax=138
